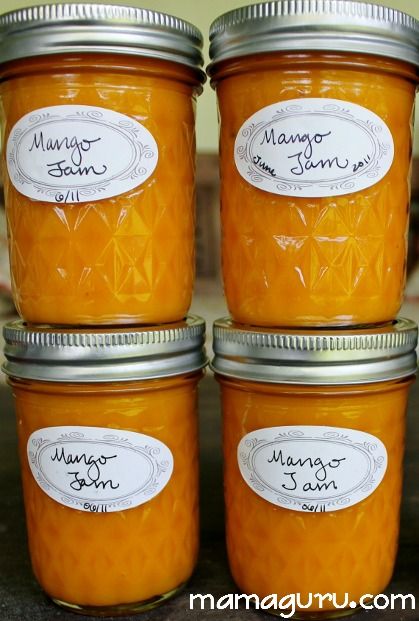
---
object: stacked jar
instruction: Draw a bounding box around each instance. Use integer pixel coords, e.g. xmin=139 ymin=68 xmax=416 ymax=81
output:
xmin=209 ymin=1 xmax=419 ymax=618
xmin=0 ymin=4 xmax=207 ymax=616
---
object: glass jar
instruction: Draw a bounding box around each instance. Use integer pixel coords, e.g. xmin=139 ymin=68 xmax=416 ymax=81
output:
xmin=3 ymin=316 xmax=207 ymax=615
xmin=0 ymin=4 xmax=205 ymax=325
xmin=209 ymin=2 xmax=419 ymax=327
xmin=212 ymin=318 xmax=417 ymax=618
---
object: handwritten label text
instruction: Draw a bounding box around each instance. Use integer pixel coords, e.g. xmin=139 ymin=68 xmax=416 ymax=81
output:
xmin=238 ymin=426 xmax=388 ymax=513
xmin=267 ymin=448 xmax=346 ymax=494
xmin=234 ymin=98 xmax=394 ymax=197
xmin=7 ymin=105 xmax=158 ymax=203
xmin=51 ymin=447 xmax=119 ymax=492
xmin=27 ymin=426 xmax=173 ymax=513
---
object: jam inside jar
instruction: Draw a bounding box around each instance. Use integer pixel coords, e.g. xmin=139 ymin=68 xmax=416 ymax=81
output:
xmin=0 ymin=5 xmax=205 ymax=325
xmin=212 ymin=317 xmax=417 ymax=618
xmin=220 ymin=377 xmax=412 ymax=617
xmin=209 ymin=3 xmax=419 ymax=327
xmin=3 ymin=316 xmax=207 ymax=615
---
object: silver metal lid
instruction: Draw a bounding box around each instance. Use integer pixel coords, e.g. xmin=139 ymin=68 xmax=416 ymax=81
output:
xmin=209 ymin=1 xmax=419 ymax=72
xmin=0 ymin=3 xmax=205 ymax=77
xmin=211 ymin=317 xmax=418 ymax=385
xmin=3 ymin=316 xmax=207 ymax=383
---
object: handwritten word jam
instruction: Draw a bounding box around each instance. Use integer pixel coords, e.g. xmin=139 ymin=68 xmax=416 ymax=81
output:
xmin=27 ymin=426 xmax=174 ymax=513
xmin=29 ymin=131 xmax=107 ymax=179
xmin=238 ymin=426 xmax=388 ymax=513
xmin=267 ymin=448 xmax=346 ymax=495
xmin=234 ymin=98 xmax=394 ymax=198
xmin=51 ymin=447 xmax=119 ymax=493
xmin=7 ymin=105 xmax=158 ymax=204
xmin=259 ymin=129 xmax=343 ymax=175
xmin=257 ymin=129 xmax=368 ymax=178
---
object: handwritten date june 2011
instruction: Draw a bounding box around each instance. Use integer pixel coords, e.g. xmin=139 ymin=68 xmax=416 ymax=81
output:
xmin=352 ymin=154 xmax=371 ymax=173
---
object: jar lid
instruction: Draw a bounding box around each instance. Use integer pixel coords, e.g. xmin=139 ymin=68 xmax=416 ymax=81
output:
xmin=0 ymin=3 xmax=205 ymax=77
xmin=211 ymin=317 xmax=418 ymax=385
xmin=3 ymin=316 xmax=207 ymax=383
xmin=209 ymin=1 xmax=419 ymax=72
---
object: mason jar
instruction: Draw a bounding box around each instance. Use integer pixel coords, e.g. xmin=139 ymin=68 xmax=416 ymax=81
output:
xmin=0 ymin=4 xmax=204 ymax=325
xmin=209 ymin=1 xmax=419 ymax=327
xmin=212 ymin=317 xmax=417 ymax=617
xmin=3 ymin=316 xmax=206 ymax=615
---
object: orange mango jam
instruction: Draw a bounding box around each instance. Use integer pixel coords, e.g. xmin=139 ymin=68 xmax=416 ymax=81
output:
xmin=9 ymin=372 xmax=201 ymax=613
xmin=1 ymin=54 xmax=202 ymax=325
xmin=218 ymin=375 xmax=412 ymax=616
xmin=212 ymin=53 xmax=418 ymax=326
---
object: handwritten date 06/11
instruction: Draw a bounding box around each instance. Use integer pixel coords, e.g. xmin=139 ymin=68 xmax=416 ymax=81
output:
xmin=83 ymin=502 xmax=109 ymax=513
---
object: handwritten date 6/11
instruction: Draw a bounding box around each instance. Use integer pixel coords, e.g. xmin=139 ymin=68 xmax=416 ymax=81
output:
xmin=83 ymin=502 xmax=109 ymax=513
xmin=55 ymin=190 xmax=81 ymax=203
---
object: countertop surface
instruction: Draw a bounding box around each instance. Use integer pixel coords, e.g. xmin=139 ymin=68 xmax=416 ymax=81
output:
xmin=0 ymin=375 xmax=418 ymax=621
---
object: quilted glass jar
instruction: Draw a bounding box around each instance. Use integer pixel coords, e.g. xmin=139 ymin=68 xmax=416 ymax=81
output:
xmin=212 ymin=318 xmax=417 ymax=618
xmin=3 ymin=316 xmax=206 ymax=615
xmin=209 ymin=1 xmax=419 ymax=327
xmin=0 ymin=4 xmax=204 ymax=325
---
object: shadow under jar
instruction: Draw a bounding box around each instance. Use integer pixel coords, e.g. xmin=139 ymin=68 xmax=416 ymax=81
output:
xmin=3 ymin=316 xmax=207 ymax=616
xmin=212 ymin=317 xmax=417 ymax=618
xmin=0 ymin=4 xmax=205 ymax=325
xmin=209 ymin=1 xmax=419 ymax=327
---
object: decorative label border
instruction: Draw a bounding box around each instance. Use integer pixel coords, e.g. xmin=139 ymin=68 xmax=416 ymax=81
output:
xmin=28 ymin=426 xmax=173 ymax=513
xmin=238 ymin=425 xmax=388 ymax=513
xmin=7 ymin=105 xmax=158 ymax=203
xmin=234 ymin=98 xmax=394 ymax=197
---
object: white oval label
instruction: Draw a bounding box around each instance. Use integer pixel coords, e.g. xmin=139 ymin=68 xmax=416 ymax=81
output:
xmin=7 ymin=105 xmax=158 ymax=203
xmin=27 ymin=426 xmax=173 ymax=513
xmin=238 ymin=426 xmax=388 ymax=513
xmin=234 ymin=98 xmax=394 ymax=197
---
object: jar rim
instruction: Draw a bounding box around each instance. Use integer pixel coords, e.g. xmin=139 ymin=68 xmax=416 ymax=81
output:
xmin=211 ymin=317 xmax=418 ymax=385
xmin=0 ymin=3 xmax=205 ymax=80
xmin=3 ymin=316 xmax=208 ymax=383
xmin=208 ymin=0 xmax=419 ymax=75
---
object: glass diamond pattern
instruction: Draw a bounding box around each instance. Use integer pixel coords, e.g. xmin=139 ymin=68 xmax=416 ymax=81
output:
xmin=217 ymin=55 xmax=415 ymax=326
xmin=2 ymin=59 xmax=198 ymax=325
xmin=222 ymin=381 xmax=408 ymax=614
